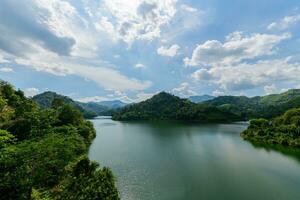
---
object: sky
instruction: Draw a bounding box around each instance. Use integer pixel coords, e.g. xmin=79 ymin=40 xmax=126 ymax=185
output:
xmin=1 ymin=0 xmax=300 ymax=103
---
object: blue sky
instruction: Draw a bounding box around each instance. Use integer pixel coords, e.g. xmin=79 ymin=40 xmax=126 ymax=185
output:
xmin=1 ymin=0 xmax=300 ymax=102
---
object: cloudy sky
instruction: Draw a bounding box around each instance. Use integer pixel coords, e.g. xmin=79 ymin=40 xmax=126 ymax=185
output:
xmin=1 ymin=0 xmax=300 ymax=102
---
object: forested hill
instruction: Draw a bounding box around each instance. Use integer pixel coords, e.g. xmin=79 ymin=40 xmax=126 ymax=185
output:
xmin=112 ymin=92 xmax=240 ymax=122
xmin=204 ymin=89 xmax=300 ymax=119
xmin=32 ymin=91 xmax=107 ymax=118
xmin=0 ymin=81 xmax=119 ymax=199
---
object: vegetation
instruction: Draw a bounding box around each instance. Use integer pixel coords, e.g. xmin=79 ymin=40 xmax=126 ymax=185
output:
xmin=0 ymin=81 xmax=119 ymax=199
xmin=33 ymin=91 xmax=98 ymax=119
xmin=33 ymin=92 xmax=127 ymax=118
xmin=241 ymin=107 xmax=300 ymax=147
xmin=205 ymin=89 xmax=300 ymax=120
xmin=112 ymin=92 xmax=240 ymax=122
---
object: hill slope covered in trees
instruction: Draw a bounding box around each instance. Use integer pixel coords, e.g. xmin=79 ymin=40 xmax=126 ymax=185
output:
xmin=204 ymin=89 xmax=300 ymax=120
xmin=112 ymin=92 xmax=240 ymax=122
xmin=0 ymin=81 xmax=119 ymax=199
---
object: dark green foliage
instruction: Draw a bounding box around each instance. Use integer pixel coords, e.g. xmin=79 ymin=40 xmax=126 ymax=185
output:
xmin=205 ymin=89 xmax=300 ymax=120
xmin=33 ymin=91 xmax=98 ymax=119
xmin=52 ymin=157 xmax=119 ymax=200
xmin=112 ymin=92 xmax=241 ymax=122
xmin=241 ymin=108 xmax=300 ymax=147
xmin=0 ymin=81 xmax=119 ymax=199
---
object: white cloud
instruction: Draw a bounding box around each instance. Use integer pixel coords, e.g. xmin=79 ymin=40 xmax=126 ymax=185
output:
xmin=180 ymin=4 xmax=198 ymax=13
xmin=0 ymin=53 xmax=10 ymax=64
xmin=24 ymin=87 xmax=40 ymax=97
xmin=135 ymin=92 xmax=157 ymax=102
xmin=33 ymin=0 xmax=100 ymax=58
xmin=13 ymin=41 xmax=151 ymax=91
xmin=172 ymin=82 xmax=197 ymax=97
xmin=0 ymin=67 xmax=14 ymax=73
xmin=184 ymin=32 xmax=291 ymax=66
xmin=77 ymin=96 xmax=109 ymax=103
xmin=157 ymin=44 xmax=180 ymax=57
xmin=135 ymin=63 xmax=147 ymax=69
xmin=212 ymin=90 xmax=225 ymax=97
xmin=95 ymin=0 xmax=178 ymax=44
xmin=192 ymin=59 xmax=300 ymax=92
xmin=268 ymin=15 xmax=300 ymax=31
xmin=264 ymin=84 xmax=277 ymax=95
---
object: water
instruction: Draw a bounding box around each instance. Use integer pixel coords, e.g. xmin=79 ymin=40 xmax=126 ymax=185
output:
xmin=89 ymin=118 xmax=300 ymax=200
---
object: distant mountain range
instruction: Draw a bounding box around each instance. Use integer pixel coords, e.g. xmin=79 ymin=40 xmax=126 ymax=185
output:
xmin=188 ymin=95 xmax=215 ymax=103
xmin=94 ymin=100 xmax=127 ymax=109
xmin=32 ymin=92 xmax=127 ymax=118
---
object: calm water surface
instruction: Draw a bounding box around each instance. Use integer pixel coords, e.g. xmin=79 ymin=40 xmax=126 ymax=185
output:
xmin=89 ymin=117 xmax=300 ymax=200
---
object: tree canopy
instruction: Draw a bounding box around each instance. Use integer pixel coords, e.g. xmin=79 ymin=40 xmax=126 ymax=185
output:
xmin=0 ymin=81 xmax=119 ymax=199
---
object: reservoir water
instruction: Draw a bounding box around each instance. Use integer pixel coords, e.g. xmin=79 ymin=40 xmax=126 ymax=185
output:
xmin=89 ymin=117 xmax=300 ymax=200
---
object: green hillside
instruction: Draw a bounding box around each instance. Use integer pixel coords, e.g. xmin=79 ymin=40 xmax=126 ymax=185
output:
xmin=204 ymin=89 xmax=300 ymax=119
xmin=112 ymin=92 xmax=240 ymax=122
xmin=32 ymin=92 xmax=103 ymax=119
xmin=0 ymin=81 xmax=119 ymax=199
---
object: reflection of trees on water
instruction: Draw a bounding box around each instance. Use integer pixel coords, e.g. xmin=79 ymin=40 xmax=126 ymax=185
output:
xmin=250 ymin=142 xmax=300 ymax=163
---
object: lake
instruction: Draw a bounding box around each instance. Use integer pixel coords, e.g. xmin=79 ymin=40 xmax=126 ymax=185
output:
xmin=89 ymin=117 xmax=300 ymax=200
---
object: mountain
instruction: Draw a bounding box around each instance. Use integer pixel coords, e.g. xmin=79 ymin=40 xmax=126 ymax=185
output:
xmin=205 ymin=89 xmax=300 ymax=119
xmin=189 ymin=95 xmax=215 ymax=103
xmin=95 ymin=100 xmax=127 ymax=109
xmin=32 ymin=92 xmax=100 ymax=118
xmin=112 ymin=92 xmax=240 ymax=122
xmin=77 ymin=102 xmax=109 ymax=115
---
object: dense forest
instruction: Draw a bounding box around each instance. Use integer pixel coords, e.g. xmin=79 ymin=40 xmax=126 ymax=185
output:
xmin=0 ymin=81 xmax=119 ymax=199
xmin=33 ymin=92 xmax=126 ymax=118
xmin=205 ymin=89 xmax=300 ymax=119
xmin=241 ymin=108 xmax=300 ymax=147
xmin=113 ymin=90 xmax=300 ymax=123
xmin=112 ymin=92 xmax=241 ymax=122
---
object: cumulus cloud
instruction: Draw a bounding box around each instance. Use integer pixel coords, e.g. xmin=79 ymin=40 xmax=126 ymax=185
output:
xmin=180 ymin=4 xmax=198 ymax=13
xmin=192 ymin=59 xmax=300 ymax=91
xmin=268 ymin=15 xmax=300 ymax=31
xmin=184 ymin=32 xmax=291 ymax=66
xmin=264 ymin=84 xmax=277 ymax=95
xmin=0 ymin=0 xmax=76 ymax=57
xmin=24 ymin=87 xmax=40 ymax=97
xmin=94 ymin=0 xmax=178 ymax=44
xmin=212 ymin=90 xmax=225 ymax=97
xmin=0 ymin=0 xmax=151 ymax=92
xmin=172 ymin=82 xmax=197 ymax=97
xmin=0 ymin=67 xmax=14 ymax=73
xmin=135 ymin=63 xmax=147 ymax=69
xmin=157 ymin=44 xmax=180 ymax=57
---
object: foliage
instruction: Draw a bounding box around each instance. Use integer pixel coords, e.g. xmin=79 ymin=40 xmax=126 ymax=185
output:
xmin=32 ymin=91 xmax=97 ymax=119
xmin=112 ymin=92 xmax=241 ymax=122
xmin=0 ymin=81 xmax=119 ymax=199
xmin=241 ymin=108 xmax=300 ymax=147
xmin=205 ymin=89 xmax=300 ymax=120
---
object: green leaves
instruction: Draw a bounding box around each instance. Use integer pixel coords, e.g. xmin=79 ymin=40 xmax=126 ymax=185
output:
xmin=242 ymin=108 xmax=300 ymax=147
xmin=0 ymin=81 xmax=119 ymax=199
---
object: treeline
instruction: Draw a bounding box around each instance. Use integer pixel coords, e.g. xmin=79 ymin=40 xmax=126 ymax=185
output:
xmin=112 ymin=92 xmax=240 ymax=122
xmin=0 ymin=81 xmax=119 ymax=199
xmin=113 ymin=89 xmax=300 ymax=123
xmin=32 ymin=92 xmax=126 ymax=118
xmin=241 ymin=108 xmax=300 ymax=147
xmin=205 ymin=89 xmax=300 ymax=120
